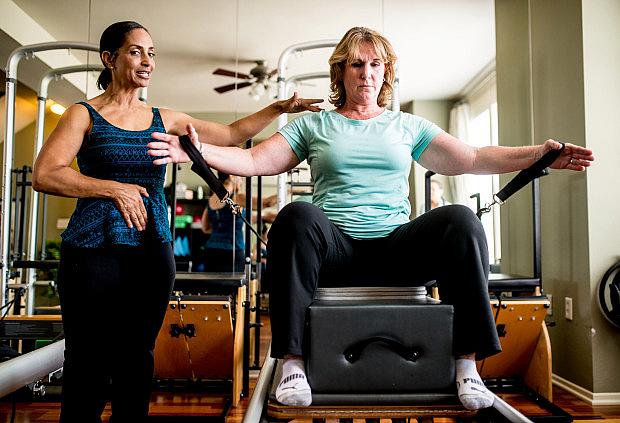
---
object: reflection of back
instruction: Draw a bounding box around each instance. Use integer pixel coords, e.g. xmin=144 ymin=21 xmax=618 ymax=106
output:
xmin=203 ymin=172 xmax=245 ymax=272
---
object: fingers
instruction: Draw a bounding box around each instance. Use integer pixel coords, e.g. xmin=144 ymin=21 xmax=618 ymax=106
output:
xmin=567 ymin=143 xmax=595 ymax=160
xmin=152 ymin=157 xmax=170 ymax=166
xmin=147 ymin=143 xmax=170 ymax=156
xmin=151 ymin=131 xmax=176 ymax=142
xmin=305 ymin=98 xmax=324 ymax=104
xmin=186 ymin=123 xmax=201 ymax=149
xmin=114 ymin=184 xmax=149 ymax=231
xmin=120 ymin=209 xmax=134 ymax=229
xmin=136 ymin=200 xmax=148 ymax=229
xmin=138 ymin=185 xmax=150 ymax=198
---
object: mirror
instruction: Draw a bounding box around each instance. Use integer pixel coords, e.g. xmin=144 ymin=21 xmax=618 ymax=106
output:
xmin=5 ymin=0 xmax=497 ymax=274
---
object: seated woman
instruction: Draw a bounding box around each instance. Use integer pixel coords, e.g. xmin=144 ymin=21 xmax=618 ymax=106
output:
xmin=149 ymin=27 xmax=593 ymax=410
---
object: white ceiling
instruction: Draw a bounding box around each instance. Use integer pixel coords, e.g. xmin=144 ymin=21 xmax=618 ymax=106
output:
xmin=7 ymin=0 xmax=495 ymax=113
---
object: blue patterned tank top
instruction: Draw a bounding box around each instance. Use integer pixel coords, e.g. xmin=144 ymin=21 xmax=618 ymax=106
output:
xmin=206 ymin=204 xmax=245 ymax=252
xmin=61 ymin=102 xmax=171 ymax=247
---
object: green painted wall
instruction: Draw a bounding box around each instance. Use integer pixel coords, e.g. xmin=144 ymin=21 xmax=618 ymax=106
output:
xmin=496 ymin=0 xmax=620 ymax=394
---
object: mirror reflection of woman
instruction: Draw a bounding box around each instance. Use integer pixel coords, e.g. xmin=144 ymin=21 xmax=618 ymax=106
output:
xmin=201 ymin=173 xmax=277 ymax=272
xmin=32 ymin=20 xmax=321 ymax=423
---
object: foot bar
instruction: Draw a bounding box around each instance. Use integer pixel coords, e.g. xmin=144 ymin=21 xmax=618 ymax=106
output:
xmin=0 ymin=339 xmax=64 ymax=398
xmin=492 ymin=392 xmax=534 ymax=423
xmin=242 ymin=344 xmax=276 ymax=423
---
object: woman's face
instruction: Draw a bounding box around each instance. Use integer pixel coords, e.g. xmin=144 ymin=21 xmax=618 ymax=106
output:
xmin=108 ymin=28 xmax=155 ymax=88
xmin=342 ymin=42 xmax=385 ymax=107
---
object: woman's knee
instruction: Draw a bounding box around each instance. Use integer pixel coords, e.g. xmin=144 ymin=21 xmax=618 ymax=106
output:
xmin=441 ymin=204 xmax=487 ymax=245
xmin=270 ymin=202 xmax=326 ymax=238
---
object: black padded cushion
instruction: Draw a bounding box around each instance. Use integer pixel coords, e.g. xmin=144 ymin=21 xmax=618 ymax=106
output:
xmin=306 ymin=300 xmax=455 ymax=394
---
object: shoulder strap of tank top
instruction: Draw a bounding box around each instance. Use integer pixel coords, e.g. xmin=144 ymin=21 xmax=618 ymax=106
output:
xmin=151 ymin=107 xmax=166 ymax=131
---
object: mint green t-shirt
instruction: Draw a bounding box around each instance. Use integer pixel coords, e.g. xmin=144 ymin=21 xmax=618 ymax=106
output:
xmin=279 ymin=109 xmax=442 ymax=239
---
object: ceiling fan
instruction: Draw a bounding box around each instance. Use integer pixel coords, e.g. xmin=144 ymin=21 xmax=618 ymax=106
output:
xmin=213 ymin=60 xmax=277 ymax=99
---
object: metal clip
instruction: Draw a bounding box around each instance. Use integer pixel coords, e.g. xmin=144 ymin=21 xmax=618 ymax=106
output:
xmin=224 ymin=197 xmax=241 ymax=215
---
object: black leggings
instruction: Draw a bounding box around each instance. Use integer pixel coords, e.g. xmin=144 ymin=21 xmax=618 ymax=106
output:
xmin=265 ymin=202 xmax=501 ymax=361
xmin=57 ymin=242 xmax=175 ymax=423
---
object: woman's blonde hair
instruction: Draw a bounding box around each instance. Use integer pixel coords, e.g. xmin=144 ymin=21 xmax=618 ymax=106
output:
xmin=328 ymin=27 xmax=397 ymax=108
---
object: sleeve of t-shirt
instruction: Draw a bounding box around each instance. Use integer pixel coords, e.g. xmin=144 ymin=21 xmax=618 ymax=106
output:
xmin=409 ymin=114 xmax=443 ymax=162
xmin=277 ymin=114 xmax=312 ymax=162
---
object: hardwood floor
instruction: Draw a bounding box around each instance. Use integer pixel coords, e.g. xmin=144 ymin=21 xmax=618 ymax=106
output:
xmin=1 ymin=313 xmax=619 ymax=423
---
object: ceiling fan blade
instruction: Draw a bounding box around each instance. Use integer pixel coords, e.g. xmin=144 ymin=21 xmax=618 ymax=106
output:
xmin=214 ymin=81 xmax=253 ymax=93
xmin=213 ymin=68 xmax=252 ymax=80
xmin=267 ymin=68 xmax=278 ymax=78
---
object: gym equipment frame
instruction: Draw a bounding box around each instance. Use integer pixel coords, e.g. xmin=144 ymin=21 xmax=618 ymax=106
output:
xmin=1 ymin=42 xmax=99 ymax=311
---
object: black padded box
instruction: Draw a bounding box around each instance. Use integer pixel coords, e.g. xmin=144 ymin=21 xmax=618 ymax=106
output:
xmin=306 ymin=300 xmax=454 ymax=395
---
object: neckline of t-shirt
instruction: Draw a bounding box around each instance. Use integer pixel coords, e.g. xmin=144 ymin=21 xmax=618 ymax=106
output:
xmin=330 ymin=109 xmax=388 ymax=125
xmin=81 ymin=102 xmax=158 ymax=133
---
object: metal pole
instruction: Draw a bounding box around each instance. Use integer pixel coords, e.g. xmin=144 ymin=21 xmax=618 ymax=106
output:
xmin=17 ymin=166 xmax=29 ymax=260
xmin=23 ymin=64 xmax=104 ymax=314
xmin=0 ymin=339 xmax=65 ymax=398
xmin=2 ymin=41 xmax=98 ymax=308
xmin=253 ymin=175 xmax=262 ymax=368
xmin=276 ymin=40 xmax=339 ymax=211
xmin=532 ymin=178 xmax=542 ymax=285
xmin=170 ymin=165 xmax=178 ymax=242
xmin=492 ymin=393 xmax=534 ymax=423
xmin=40 ymin=194 xmax=48 ymax=259
xmin=391 ymin=62 xmax=400 ymax=112
xmin=424 ymin=171 xmax=436 ymax=213
xmin=242 ymin=345 xmax=275 ymax=423
xmin=243 ymin=139 xmax=253 ymax=396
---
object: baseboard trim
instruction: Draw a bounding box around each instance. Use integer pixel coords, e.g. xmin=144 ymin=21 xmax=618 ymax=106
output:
xmin=553 ymin=374 xmax=620 ymax=405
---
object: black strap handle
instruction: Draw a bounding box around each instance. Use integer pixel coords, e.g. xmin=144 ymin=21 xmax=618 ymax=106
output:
xmin=178 ymin=134 xmax=230 ymax=201
xmin=343 ymin=336 xmax=421 ymax=364
xmin=177 ymin=134 xmax=268 ymax=247
xmin=495 ymin=142 xmax=565 ymax=203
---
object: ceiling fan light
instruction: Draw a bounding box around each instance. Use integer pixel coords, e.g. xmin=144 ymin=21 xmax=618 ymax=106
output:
xmin=249 ymin=83 xmax=266 ymax=101
xmin=266 ymin=83 xmax=277 ymax=99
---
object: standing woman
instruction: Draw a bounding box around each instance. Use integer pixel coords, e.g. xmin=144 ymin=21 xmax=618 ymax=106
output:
xmin=32 ymin=21 xmax=321 ymax=423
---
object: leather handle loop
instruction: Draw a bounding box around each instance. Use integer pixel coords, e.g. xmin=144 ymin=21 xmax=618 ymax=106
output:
xmin=343 ymin=336 xmax=421 ymax=364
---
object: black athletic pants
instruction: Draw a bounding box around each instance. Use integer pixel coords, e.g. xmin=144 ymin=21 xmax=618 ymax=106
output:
xmin=57 ymin=241 xmax=175 ymax=423
xmin=266 ymin=202 xmax=501 ymax=361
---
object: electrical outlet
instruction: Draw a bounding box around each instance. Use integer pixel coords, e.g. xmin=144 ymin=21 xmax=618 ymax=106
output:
xmin=565 ymin=297 xmax=573 ymax=320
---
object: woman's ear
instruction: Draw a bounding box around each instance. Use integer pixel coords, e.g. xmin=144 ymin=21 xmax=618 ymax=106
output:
xmin=101 ymin=51 xmax=116 ymax=70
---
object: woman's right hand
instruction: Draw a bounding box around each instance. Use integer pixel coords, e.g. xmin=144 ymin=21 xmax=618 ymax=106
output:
xmin=149 ymin=123 xmax=200 ymax=165
xmin=110 ymin=182 xmax=149 ymax=231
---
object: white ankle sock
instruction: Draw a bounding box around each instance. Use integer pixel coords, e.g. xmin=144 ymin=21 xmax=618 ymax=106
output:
xmin=275 ymin=358 xmax=312 ymax=406
xmin=456 ymin=359 xmax=494 ymax=410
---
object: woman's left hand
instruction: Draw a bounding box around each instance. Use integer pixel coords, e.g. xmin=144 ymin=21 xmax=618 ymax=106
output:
xmin=541 ymin=139 xmax=594 ymax=171
xmin=149 ymin=123 xmax=201 ymax=165
xmin=278 ymin=92 xmax=324 ymax=114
